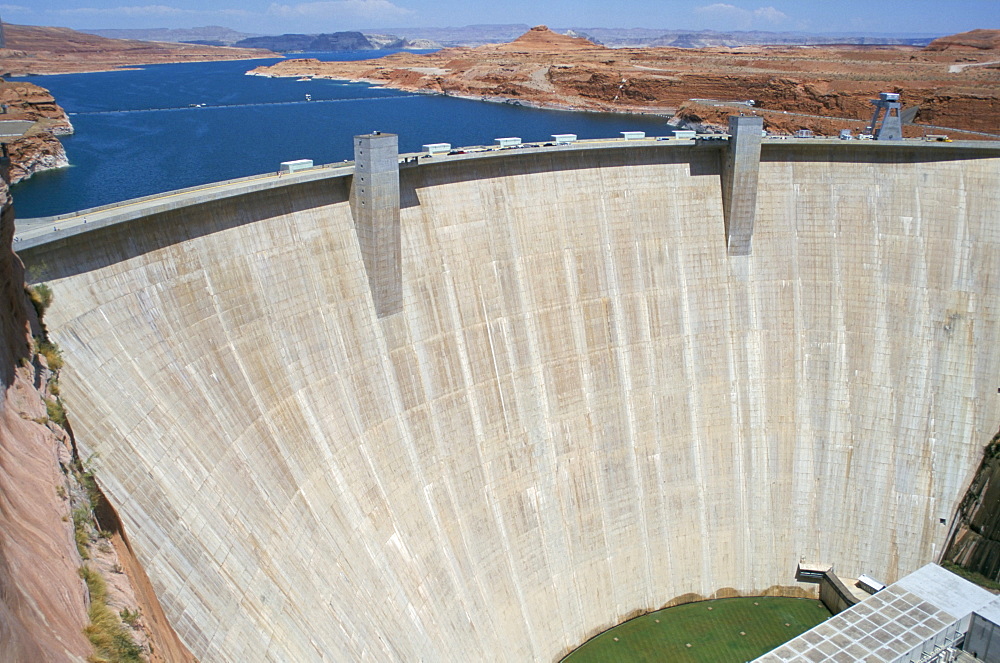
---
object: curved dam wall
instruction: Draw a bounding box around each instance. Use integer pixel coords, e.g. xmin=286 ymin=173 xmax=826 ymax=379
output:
xmin=18 ymin=141 xmax=1000 ymax=661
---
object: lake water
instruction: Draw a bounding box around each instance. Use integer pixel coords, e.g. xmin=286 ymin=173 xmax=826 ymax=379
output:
xmin=10 ymin=52 xmax=675 ymax=219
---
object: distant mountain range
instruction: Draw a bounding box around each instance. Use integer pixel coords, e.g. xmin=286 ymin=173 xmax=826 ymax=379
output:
xmin=81 ymin=26 xmax=252 ymax=45
xmin=232 ymin=32 xmax=439 ymax=52
xmin=80 ymin=26 xmax=439 ymax=51
xmin=80 ymin=24 xmax=943 ymax=51
xmin=564 ymin=27 xmax=938 ymax=48
xmin=366 ymin=24 xmax=940 ymax=48
xmin=363 ymin=24 xmax=535 ymax=47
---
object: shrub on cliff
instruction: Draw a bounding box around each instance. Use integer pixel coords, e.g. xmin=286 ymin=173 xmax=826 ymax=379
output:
xmin=79 ymin=565 xmax=145 ymax=662
xmin=47 ymin=397 xmax=67 ymax=427
xmin=34 ymin=336 xmax=63 ymax=371
xmin=26 ymin=283 xmax=53 ymax=318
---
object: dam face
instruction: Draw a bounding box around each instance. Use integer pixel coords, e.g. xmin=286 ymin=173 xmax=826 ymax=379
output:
xmin=19 ymin=141 xmax=1000 ymax=661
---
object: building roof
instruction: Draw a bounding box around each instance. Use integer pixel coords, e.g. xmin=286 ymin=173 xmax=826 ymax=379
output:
xmin=754 ymin=564 xmax=995 ymax=663
xmin=971 ymin=595 xmax=1000 ymax=627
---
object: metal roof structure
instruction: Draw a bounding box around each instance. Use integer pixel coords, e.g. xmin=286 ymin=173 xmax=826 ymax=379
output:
xmin=754 ymin=564 xmax=996 ymax=663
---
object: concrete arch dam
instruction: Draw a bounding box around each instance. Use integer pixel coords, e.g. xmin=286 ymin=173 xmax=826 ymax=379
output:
xmin=18 ymin=139 xmax=1000 ymax=661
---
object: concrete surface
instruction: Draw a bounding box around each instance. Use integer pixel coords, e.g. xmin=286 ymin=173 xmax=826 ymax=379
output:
xmin=721 ymin=115 xmax=763 ymax=255
xmin=16 ymin=139 xmax=1000 ymax=662
xmin=352 ymin=132 xmax=402 ymax=318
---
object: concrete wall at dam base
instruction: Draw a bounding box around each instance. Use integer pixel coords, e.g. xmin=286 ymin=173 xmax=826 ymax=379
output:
xmin=17 ymin=138 xmax=1000 ymax=661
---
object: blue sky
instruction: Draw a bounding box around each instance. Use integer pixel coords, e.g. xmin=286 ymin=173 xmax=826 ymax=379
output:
xmin=4 ymin=1 xmax=998 ymax=36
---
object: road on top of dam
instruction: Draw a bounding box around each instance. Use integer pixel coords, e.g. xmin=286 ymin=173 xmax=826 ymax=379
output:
xmin=14 ymin=135 xmax=1000 ymax=253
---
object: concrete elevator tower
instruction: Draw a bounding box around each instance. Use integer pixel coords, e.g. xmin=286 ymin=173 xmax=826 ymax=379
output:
xmin=868 ymin=92 xmax=903 ymax=140
xmin=351 ymin=132 xmax=402 ymax=317
xmin=721 ymin=115 xmax=764 ymax=256
xmin=0 ymin=14 xmax=6 ymax=49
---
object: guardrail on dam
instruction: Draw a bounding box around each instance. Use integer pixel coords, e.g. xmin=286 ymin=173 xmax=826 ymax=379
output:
xmin=16 ymin=135 xmax=1000 ymax=661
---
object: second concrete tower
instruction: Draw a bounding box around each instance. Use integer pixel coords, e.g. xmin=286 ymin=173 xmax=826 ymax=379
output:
xmin=351 ymin=132 xmax=402 ymax=317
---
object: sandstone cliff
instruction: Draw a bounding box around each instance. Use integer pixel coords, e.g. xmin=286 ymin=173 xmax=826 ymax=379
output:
xmin=0 ymin=80 xmax=73 ymax=184
xmin=0 ymin=172 xmax=91 ymax=661
xmin=943 ymin=431 xmax=1000 ymax=582
xmin=925 ymin=29 xmax=1000 ymax=52
xmin=0 ymin=81 xmax=71 ymax=136
xmin=5 ymin=133 xmax=68 ymax=185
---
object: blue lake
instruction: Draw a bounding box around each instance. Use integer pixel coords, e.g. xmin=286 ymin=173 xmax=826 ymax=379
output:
xmin=11 ymin=52 xmax=675 ymax=218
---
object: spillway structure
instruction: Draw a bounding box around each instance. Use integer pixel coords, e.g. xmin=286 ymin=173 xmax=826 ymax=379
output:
xmin=15 ymin=132 xmax=1000 ymax=661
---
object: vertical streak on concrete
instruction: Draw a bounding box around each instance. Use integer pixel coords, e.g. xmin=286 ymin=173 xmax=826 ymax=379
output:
xmin=721 ymin=116 xmax=764 ymax=256
xmin=352 ymin=132 xmax=402 ymax=317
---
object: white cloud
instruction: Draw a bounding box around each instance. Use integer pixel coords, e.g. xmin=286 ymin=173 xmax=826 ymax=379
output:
xmin=0 ymin=4 xmax=34 ymax=14
xmin=752 ymin=6 xmax=789 ymax=23
xmin=57 ymin=5 xmax=193 ymax=16
xmin=695 ymin=3 xmax=792 ymax=29
xmin=49 ymin=4 xmax=253 ymax=20
xmin=266 ymin=0 xmax=412 ymax=19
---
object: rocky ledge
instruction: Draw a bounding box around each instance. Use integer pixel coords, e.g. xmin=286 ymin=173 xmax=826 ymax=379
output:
xmin=0 ymin=81 xmax=73 ymax=185
xmin=925 ymin=29 xmax=1000 ymax=52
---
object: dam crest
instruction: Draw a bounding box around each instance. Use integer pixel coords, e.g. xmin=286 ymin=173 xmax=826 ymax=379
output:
xmin=17 ymin=135 xmax=1000 ymax=661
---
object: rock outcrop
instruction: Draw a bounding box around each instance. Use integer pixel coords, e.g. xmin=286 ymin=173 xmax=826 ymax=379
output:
xmin=925 ymin=29 xmax=1000 ymax=51
xmin=364 ymin=33 xmax=441 ymax=50
xmin=942 ymin=432 xmax=1000 ymax=580
xmin=493 ymin=24 xmax=598 ymax=51
xmin=0 ymin=81 xmax=72 ymax=184
xmin=5 ymin=133 xmax=68 ymax=185
xmin=0 ymin=81 xmax=72 ymax=136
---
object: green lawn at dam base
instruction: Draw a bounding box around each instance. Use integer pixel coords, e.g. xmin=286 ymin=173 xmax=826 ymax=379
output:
xmin=563 ymin=597 xmax=831 ymax=663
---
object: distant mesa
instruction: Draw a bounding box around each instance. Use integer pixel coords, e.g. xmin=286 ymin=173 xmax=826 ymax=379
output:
xmin=494 ymin=25 xmax=600 ymax=51
xmin=235 ymin=32 xmax=373 ymax=52
xmin=663 ymin=33 xmax=704 ymax=49
xmin=232 ymin=31 xmax=439 ymax=53
xmin=925 ymin=28 xmax=1000 ymax=51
